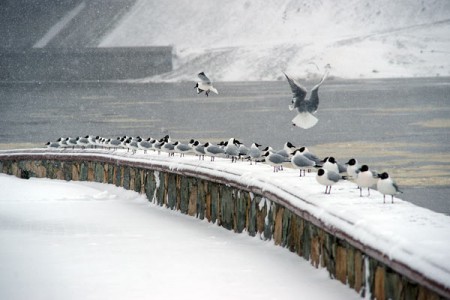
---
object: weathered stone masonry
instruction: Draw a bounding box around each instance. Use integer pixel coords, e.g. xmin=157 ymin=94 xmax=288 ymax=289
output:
xmin=0 ymin=151 xmax=447 ymax=300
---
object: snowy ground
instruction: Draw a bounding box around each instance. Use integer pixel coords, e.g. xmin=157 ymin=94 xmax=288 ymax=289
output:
xmin=0 ymin=173 xmax=361 ymax=300
xmin=1 ymin=148 xmax=450 ymax=298
xmin=99 ymin=0 xmax=450 ymax=81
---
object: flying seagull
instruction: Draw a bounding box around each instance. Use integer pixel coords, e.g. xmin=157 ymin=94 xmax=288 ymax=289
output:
xmin=284 ymin=69 xmax=329 ymax=129
xmin=195 ymin=72 xmax=218 ymax=97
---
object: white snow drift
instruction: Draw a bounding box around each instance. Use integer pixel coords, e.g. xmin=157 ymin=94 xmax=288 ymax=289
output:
xmin=99 ymin=0 xmax=450 ymax=81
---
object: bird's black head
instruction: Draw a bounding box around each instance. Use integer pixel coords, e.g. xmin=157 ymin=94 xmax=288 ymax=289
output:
xmin=378 ymin=172 xmax=389 ymax=179
xmin=193 ymin=141 xmax=199 ymax=146
xmin=262 ymin=146 xmax=270 ymax=151
xmin=199 ymin=72 xmax=205 ymax=76
xmin=360 ymin=165 xmax=369 ymax=172
xmin=328 ymin=157 xmax=336 ymax=163
xmin=299 ymin=146 xmax=306 ymax=152
xmin=204 ymin=142 xmax=210 ymax=147
xmin=346 ymin=158 xmax=356 ymax=166
xmin=321 ymin=156 xmax=329 ymax=163
xmin=286 ymin=142 xmax=295 ymax=148
xmin=194 ymin=83 xmax=198 ymax=88
xmin=317 ymin=169 xmax=325 ymax=176
xmin=255 ymin=143 xmax=261 ymax=147
xmin=189 ymin=139 xmax=195 ymax=144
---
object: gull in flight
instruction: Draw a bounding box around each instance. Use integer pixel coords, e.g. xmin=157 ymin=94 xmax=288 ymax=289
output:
xmin=195 ymin=72 xmax=218 ymax=97
xmin=284 ymin=68 xmax=329 ymax=129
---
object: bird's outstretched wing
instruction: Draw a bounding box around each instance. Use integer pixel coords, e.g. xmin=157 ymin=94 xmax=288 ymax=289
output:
xmin=198 ymin=72 xmax=211 ymax=84
xmin=307 ymin=70 xmax=328 ymax=113
xmin=284 ymin=73 xmax=307 ymax=104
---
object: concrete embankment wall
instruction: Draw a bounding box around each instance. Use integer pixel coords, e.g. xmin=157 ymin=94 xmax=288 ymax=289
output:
xmin=0 ymin=47 xmax=172 ymax=81
xmin=0 ymin=150 xmax=447 ymax=300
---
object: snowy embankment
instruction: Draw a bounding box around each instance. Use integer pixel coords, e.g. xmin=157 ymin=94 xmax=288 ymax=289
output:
xmin=1 ymin=148 xmax=450 ymax=294
xmin=0 ymin=173 xmax=361 ymax=300
xmin=99 ymin=0 xmax=450 ymax=81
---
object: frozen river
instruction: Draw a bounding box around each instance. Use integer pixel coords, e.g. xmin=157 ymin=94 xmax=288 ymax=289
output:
xmin=0 ymin=78 xmax=449 ymax=214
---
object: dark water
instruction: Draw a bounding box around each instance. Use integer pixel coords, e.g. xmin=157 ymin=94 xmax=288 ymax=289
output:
xmin=0 ymin=78 xmax=449 ymax=214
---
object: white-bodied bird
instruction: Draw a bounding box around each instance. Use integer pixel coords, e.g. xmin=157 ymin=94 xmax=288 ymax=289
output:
xmin=316 ymin=168 xmax=346 ymax=194
xmin=195 ymin=72 xmax=218 ymax=97
xmin=355 ymin=165 xmax=378 ymax=197
xmin=377 ymin=172 xmax=403 ymax=203
xmin=284 ymin=69 xmax=329 ymax=129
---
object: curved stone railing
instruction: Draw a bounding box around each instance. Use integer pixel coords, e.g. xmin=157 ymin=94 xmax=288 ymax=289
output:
xmin=1 ymin=149 xmax=449 ymax=300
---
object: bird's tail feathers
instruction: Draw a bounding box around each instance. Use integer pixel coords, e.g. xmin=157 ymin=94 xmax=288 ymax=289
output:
xmin=292 ymin=112 xmax=318 ymax=129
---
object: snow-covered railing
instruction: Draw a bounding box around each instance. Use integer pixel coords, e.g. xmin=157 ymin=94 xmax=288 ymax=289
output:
xmin=1 ymin=148 xmax=449 ymax=299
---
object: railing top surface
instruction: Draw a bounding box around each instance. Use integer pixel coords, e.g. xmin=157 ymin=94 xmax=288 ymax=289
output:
xmin=1 ymin=148 xmax=449 ymax=296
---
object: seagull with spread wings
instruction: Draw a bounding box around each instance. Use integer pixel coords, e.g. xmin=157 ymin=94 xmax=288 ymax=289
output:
xmin=284 ymin=69 xmax=329 ymax=129
xmin=195 ymin=72 xmax=218 ymax=97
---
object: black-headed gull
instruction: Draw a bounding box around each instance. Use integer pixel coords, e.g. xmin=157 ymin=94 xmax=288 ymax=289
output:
xmin=284 ymin=69 xmax=328 ymax=129
xmin=316 ymin=168 xmax=346 ymax=194
xmin=291 ymin=150 xmax=321 ymax=177
xmin=377 ymin=172 xmax=403 ymax=203
xmin=355 ymin=165 xmax=379 ymax=196
xmin=195 ymin=72 xmax=218 ymax=97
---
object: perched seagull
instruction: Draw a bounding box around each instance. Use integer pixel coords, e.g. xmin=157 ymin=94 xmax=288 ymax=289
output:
xmin=224 ymin=138 xmax=241 ymax=163
xmin=126 ymin=138 xmax=139 ymax=154
xmin=173 ymin=141 xmax=193 ymax=157
xmin=284 ymin=69 xmax=329 ymax=129
xmin=108 ymin=137 xmax=124 ymax=150
xmin=355 ymin=165 xmax=379 ymax=197
xmin=57 ymin=137 xmax=69 ymax=148
xmin=195 ymin=72 xmax=218 ymax=97
xmin=291 ymin=150 xmax=321 ymax=177
xmin=377 ymin=172 xmax=403 ymax=203
xmin=45 ymin=141 xmax=60 ymax=149
xmin=345 ymin=158 xmax=360 ymax=180
xmin=321 ymin=157 xmax=347 ymax=174
xmin=263 ymin=151 xmax=291 ymax=172
xmin=238 ymin=143 xmax=249 ymax=160
xmin=204 ymin=142 xmax=226 ymax=161
xmin=137 ymin=138 xmax=153 ymax=154
xmin=316 ymin=168 xmax=346 ymax=194
xmin=161 ymin=141 xmax=176 ymax=157
xmin=76 ymin=136 xmax=90 ymax=149
xmin=247 ymin=143 xmax=262 ymax=165
xmin=297 ymin=146 xmax=321 ymax=165
xmin=67 ymin=137 xmax=78 ymax=149
xmin=88 ymin=135 xmax=99 ymax=148
xmin=154 ymin=137 xmax=166 ymax=155
xmin=190 ymin=140 xmax=206 ymax=160
xmin=276 ymin=142 xmax=297 ymax=158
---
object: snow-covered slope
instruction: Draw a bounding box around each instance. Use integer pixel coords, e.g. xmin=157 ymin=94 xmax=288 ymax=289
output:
xmin=99 ymin=0 xmax=450 ymax=81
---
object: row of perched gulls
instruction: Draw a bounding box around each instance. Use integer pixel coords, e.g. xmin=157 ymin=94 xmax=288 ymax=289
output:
xmin=46 ymin=135 xmax=403 ymax=203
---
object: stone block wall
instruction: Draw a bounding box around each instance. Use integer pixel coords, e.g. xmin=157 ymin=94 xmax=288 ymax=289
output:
xmin=0 ymin=157 xmax=445 ymax=300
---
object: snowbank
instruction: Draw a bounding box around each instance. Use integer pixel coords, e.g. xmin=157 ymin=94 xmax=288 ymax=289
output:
xmin=1 ymin=148 xmax=450 ymax=295
xmin=99 ymin=0 xmax=450 ymax=81
xmin=0 ymin=173 xmax=361 ymax=300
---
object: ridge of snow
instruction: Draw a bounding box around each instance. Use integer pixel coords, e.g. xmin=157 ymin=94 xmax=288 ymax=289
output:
xmin=1 ymin=148 xmax=450 ymax=291
xmin=99 ymin=0 xmax=450 ymax=81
